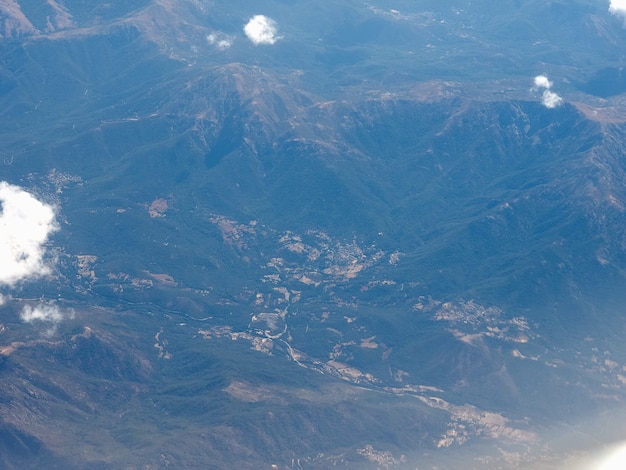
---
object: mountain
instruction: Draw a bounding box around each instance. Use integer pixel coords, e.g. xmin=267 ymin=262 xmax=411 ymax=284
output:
xmin=2 ymin=1 xmax=626 ymax=468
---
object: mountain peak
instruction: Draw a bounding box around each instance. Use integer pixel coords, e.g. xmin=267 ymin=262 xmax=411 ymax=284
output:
xmin=0 ymin=0 xmax=38 ymax=38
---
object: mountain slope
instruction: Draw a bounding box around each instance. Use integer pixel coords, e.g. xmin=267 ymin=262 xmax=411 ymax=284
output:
xmin=2 ymin=1 xmax=626 ymax=469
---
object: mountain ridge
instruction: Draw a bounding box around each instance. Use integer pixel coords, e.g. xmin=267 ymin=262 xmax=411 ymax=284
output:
xmin=3 ymin=1 xmax=626 ymax=468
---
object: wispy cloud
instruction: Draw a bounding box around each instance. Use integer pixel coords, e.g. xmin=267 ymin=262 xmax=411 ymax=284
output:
xmin=207 ymin=32 xmax=233 ymax=50
xmin=532 ymin=75 xmax=563 ymax=109
xmin=244 ymin=15 xmax=282 ymax=45
xmin=609 ymin=0 xmax=626 ymax=22
xmin=0 ymin=181 xmax=58 ymax=287
xmin=20 ymin=301 xmax=74 ymax=324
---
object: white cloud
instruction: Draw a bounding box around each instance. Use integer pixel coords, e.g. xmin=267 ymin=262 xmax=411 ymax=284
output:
xmin=207 ymin=32 xmax=233 ymax=50
xmin=609 ymin=0 xmax=626 ymax=22
xmin=541 ymin=90 xmax=563 ymax=108
xmin=531 ymin=75 xmax=563 ymax=109
xmin=0 ymin=181 xmax=58 ymax=287
xmin=534 ymin=75 xmax=552 ymax=89
xmin=20 ymin=301 xmax=74 ymax=324
xmin=244 ymin=15 xmax=282 ymax=45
